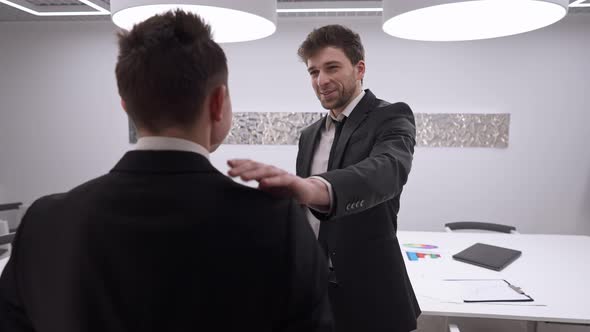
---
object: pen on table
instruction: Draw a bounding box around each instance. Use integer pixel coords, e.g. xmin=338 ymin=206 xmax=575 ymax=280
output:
xmin=508 ymin=283 xmax=525 ymax=294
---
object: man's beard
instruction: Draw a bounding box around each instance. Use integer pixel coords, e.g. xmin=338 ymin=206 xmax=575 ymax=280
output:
xmin=320 ymin=85 xmax=355 ymax=111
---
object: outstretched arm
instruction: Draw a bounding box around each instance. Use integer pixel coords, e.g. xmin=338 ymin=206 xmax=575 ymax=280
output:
xmin=227 ymin=160 xmax=331 ymax=209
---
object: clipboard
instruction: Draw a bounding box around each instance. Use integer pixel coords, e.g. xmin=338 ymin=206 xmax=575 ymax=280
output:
xmin=444 ymin=279 xmax=534 ymax=303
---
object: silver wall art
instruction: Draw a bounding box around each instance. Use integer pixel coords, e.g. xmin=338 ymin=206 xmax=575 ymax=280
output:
xmin=129 ymin=112 xmax=510 ymax=148
xmin=415 ymin=113 xmax=509 ymax=148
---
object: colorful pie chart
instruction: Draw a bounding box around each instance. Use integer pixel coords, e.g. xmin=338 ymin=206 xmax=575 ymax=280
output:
xmin=403 ymin=243 xmax=438 ymax=249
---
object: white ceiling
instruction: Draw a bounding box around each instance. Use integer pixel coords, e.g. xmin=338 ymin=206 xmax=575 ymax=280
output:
xmin=0 ymin=0 xmax=588 ymax=22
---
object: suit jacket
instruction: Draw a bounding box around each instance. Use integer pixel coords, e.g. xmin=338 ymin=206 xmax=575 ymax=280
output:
xmin=296 ymin=90 xmax=420 ymax=332
xmin=0 ymin=151 xmax=332 ymax=332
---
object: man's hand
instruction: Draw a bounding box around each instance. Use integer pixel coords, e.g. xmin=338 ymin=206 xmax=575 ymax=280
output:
xmin=227 ymin=159 xmax=329 ymax=207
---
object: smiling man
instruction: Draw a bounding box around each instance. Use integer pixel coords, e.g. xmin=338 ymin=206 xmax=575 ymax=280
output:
xmin=228 ymin=25 xmax=420 ymax=332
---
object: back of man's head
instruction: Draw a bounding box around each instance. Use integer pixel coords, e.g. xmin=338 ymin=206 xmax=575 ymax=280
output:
xmin=115 ymin=10 xmax=228 ymax=134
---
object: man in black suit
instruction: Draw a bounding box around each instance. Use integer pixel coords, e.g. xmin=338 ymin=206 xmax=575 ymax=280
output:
xmin=228 ymin=25 xmax=420 ymax=331
xmin=0 ymin=11 xmax=332 ymax=332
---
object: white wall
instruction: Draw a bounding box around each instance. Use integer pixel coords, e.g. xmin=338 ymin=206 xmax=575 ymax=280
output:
xmin=1 ymin=15 xmax=589 ymax=235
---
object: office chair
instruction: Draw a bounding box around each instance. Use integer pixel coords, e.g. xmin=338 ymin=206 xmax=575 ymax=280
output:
xmin=0 ymin=202 xmax=22 ymax=258
xmin=444 ymin=221 xmax=519 ymax=234
xmin=0 ymin=220 xmax=12 ymax=258
xmin=448 ymin=324 xmax=460 ymax=332
xmin=0 ymin=202 xmax=23 ymax=232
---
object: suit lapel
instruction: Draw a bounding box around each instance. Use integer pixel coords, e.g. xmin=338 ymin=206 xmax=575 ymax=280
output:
xmin=328 ymin=90 xmax=375 ymax=170
xmin=297 ymin=116 xmax=325 ymax=178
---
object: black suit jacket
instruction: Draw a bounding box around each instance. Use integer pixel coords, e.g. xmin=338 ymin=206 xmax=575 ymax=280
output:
xmin=296 ymin=90 xmax=420 ymax=332
xmin=0 ymin=151 xmax=332 ymax=332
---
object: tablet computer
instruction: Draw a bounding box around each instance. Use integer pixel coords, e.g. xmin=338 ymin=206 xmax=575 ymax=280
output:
xmin=452 ymin=243 xmax=521 ymax=271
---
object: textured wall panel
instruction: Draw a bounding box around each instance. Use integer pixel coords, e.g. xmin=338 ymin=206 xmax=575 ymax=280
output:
xmin=225 ymin=112 xmax=324 ymax=145
xmin=129 ymin=113 xmax=510 ymax=148
xmin=415 ymin=113 xmax=510 ymax=148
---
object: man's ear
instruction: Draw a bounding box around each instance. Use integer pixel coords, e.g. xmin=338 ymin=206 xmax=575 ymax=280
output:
xmin=121 ymin=99 xmax=127 ymax=113
xmin=355 ymin=60 xmax=366 ymax=81
xmin=209 ymin=85 xmax=227 ymax=122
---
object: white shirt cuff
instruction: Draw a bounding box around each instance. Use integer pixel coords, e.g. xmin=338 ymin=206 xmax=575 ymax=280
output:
xmin=308 ymin=175 xmax=333 ymax=214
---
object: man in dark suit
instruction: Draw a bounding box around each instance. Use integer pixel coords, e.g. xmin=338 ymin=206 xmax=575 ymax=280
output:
xmin=0 ymin=10 xmax=332 ymax=332
xmin=228 ymin=25 xmax=420 ymax=331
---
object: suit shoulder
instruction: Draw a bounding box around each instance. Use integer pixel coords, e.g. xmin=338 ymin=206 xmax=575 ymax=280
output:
xmin=369 ymin=99 xmax=416 ymax=137
xmin=374 ymin=99 xmax=413 ymax=115
xmin=32 ymin=193 xmax=66 ymax=206
xmin=26 ymin=174 xmax=112 ymax=215
xmin=220 ymin=177 xmax=294 ymax=211
xmin=370 ymin=99 xmax=414 ymax=122
xmin=25 ymin=192 xmax=67 ymax=219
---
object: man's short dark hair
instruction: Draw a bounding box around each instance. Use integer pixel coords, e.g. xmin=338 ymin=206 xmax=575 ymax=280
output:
xmin=115 ymin=10 xmax=228 ymax=133
xmin=297 ymin=24 xmax=365 ymax=65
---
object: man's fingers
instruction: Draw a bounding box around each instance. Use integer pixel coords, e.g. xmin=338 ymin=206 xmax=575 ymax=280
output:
xmin=227 ymin=159 xmax=258 ymax=177
xmin=227 ymin=159 xmax=250 ymax=168
xmin=227 ymin=159 xmax=290 ymax=182
xmin=239 ymin=166 xmax=284 ymax=181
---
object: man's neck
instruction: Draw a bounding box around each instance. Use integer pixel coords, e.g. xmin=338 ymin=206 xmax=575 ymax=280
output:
xmin=330 ymin=87 xmax=363 ymax=118
xmin=330 ymin=87 xmax=363 ymax=117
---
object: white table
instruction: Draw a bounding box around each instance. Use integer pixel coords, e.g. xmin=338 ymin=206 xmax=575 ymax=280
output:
xmin=398 ymin=231 xmax=590 ymax=325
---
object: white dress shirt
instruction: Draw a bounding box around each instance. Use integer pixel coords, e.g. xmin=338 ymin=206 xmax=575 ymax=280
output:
xmin=306 ymin=90 xmax=365 ymax=238
xmin=135 ymin=136 xmax=210 ymax=159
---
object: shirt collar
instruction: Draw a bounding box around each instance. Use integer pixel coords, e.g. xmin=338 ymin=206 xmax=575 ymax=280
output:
xmin=135 ymin=136 xmax=210 ymax=159
xmin=326 ymin=90 xmax=366 ymax=128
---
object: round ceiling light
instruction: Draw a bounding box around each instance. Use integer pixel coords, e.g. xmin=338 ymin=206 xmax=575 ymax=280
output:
xmin=111 ymin=0 xmax=276 ymax=43
xmin=383 ymin=0 xmax=569 ymax=41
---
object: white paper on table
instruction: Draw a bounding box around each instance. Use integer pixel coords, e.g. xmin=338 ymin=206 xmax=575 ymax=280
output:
xmin=413 ymin=277 xmax=464 ymax=303
xmin=444 ymin=279 xmax=532 ymax=302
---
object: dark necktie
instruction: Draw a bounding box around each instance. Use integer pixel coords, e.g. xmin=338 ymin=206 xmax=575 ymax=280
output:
xmin=328 ymin=117 xmax=346 ymax=170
